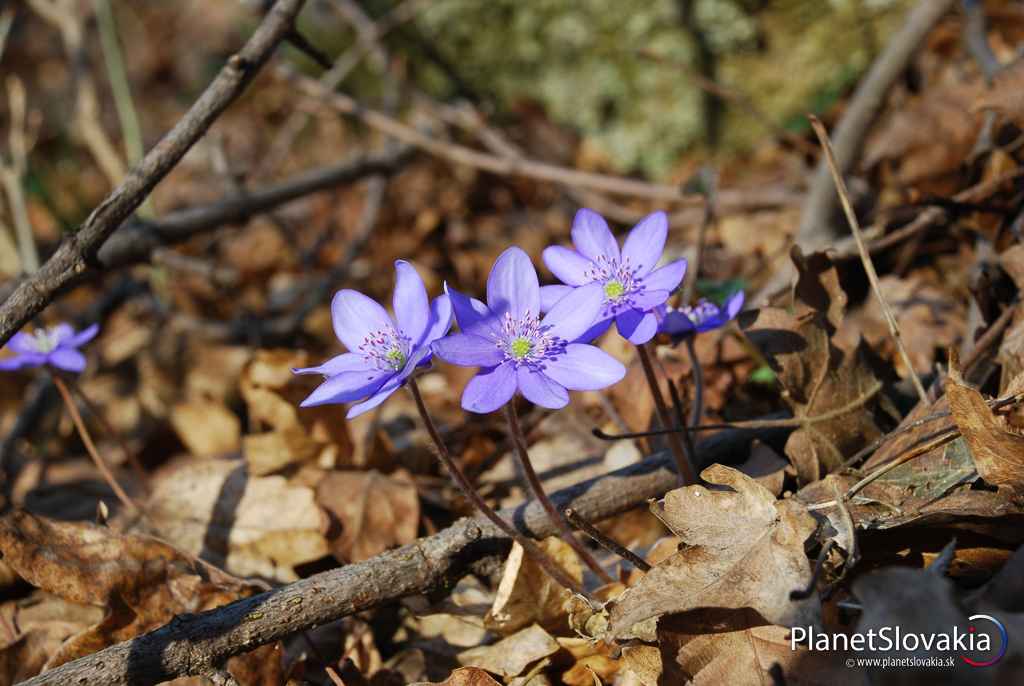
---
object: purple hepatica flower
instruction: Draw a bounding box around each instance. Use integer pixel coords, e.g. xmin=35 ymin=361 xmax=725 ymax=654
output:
xmin=432 ymin=247 xmax=626 ymax=413
xmin=657 ymin=290 xmax=745 ymax=340
xmin=0 ymin=323 xmax=99 ymax=373
xmin=539 ymin=209 xmax=687 ymax=345
xmin=294 ymin=260 xmax=452 ymax=419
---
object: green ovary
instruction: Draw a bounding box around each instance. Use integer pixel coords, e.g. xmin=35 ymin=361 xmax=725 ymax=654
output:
xmin=509 ymin=337 xmax=533 ymax=359
xmin=386 ymin=348 xmax=407 ymax=369
xmin=603 ymin=280 xmax=626 ymax=300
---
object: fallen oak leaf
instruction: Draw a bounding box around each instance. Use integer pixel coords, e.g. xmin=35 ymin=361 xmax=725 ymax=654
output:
xmin=605 ymin=465 xmax=820 ymax=640
xmin=0 ymin=510 xmax=259 ymax=673
xmin=411 ymin=667 xmax=502 ymax=686
xmin=457 ymin=623 xmax=560 ymax=679
xmin=947 ymin=352 xmax=1024 ymax=494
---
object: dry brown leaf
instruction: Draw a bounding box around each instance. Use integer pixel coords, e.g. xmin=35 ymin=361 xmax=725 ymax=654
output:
xmin=170 ymin=398 xmax=241 ymax=457
xmin=947 ymin=358 xmax=1024 ymax=493
xmin=558 ymin=637 xmax=620 ymax=686
xmin=742 ymin=251 xmax=887 ymax=483
xmin=411 ymin=667 xmax=502 ymax=686
xmin=0 ymin=593 xmax=102 ymax=684
xmin=620 ymin=644 xmax=663 ymax=686
xmin=145 ymin=458 xmax=329 ymax=581
xmin=656 ymin=611 xmax=865 ymax=686
xmin=0 ymin=511 xmax=264 ymax=674
xmin=241 ymin=350 xmax=354 ymax=473
xmin=606 ymin=465 xmax=819 ymax=640
xmin=316 ymin=468 xmax=419 ymax=563
xmin=457 ymin=624 xmax=560 ymax=679
xmin=485 ymin=537 xmax=583 ymax=636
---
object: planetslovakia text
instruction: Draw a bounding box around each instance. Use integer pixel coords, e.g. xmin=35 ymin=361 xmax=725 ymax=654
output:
xmin=790 ymin=626 xmax=991 ymax=653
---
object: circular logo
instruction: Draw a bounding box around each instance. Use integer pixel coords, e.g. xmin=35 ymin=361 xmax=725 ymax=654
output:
xmin=961 ymin=614 xmax=1008 ymax=667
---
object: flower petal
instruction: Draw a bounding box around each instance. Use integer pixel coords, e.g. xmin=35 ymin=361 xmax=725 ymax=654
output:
xmin=487 ymin=247 xmax=540 ymax=319
xmin=724 ymin=290 xmax=745 ymax=320
xmin=49 ymin=324 xmax=75 ymax=346
xmin=392 ymin=260 xmax=431 ymax=344
xmin=447 ymin=284 xmax=498 ymax=337
xmin=616 ymin=309 xmax=659 ymax=344
xmin=544 ymin=344 xmax=625 ymax=391
xmin=47 ymin=349 xmax=87 ymax=373
xmin=331 ymin=289 xmax=394 ymax=353
xmin=540 ymin=285 xmax=573 ymax=313
xmin=640 ymin=259 xmax=687 ymax=294
xmin=621 ymin=211 xmax=668 ymax=276
xmin=540 ymin=282 xmax=603 ymax=342
xmin=299 ymin=369 xmax=389 ymax=407
xmin=0 ymin=353 xmax=43 ymax=370
xmin=571 ymin=208 xmax=619 ymax=261
xmin=574 ymin=316 xmax=614 ymax=344
xmin=660 ymin=310 xmax=696 ymax=337
xmin=461 ymin=364 xmax=517 ymax=413
xmin=517 ymin=366 xmax=569 ymax=409
xmin=629 ymin=289 xmax=671 ymax=312
xmin=346 ymin=376 xmax=404 ymax=419
xmin=65 ymin=323 xmax=100 ymax=348
xmin=417 ymin=294 xmax=454 ymax=348
xmin=432 ymin=333 xmax=503 ymax=368
xmin=6 ymin=332 xmax=39 ymax=355
xmin=542 ymin=246 xmax=593 ymax=286
xmin=293 ymin=352 xmax=370 ymax=377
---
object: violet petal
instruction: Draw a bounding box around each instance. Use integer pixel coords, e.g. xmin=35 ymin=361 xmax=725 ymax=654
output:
xmin=331 ymin=289 xmax=394 ymax=353
xmin=393 ymin=260 xmax=430 ymax=344
xmin=542 ymin=246 xmax=593 ymax=286
xmin=571 ymin=208 xmax=619 ymax=261
xmin=517 ymin=366 xmax=569 ymax=409
xmin=432 ymin=333 xmax=503 ymax=368
xmin=543 ymin=343 xmax=625 ymax=391
xmin=540 ymin=282 xmax=603 ymax=342
xmin=487 ymin=247 xmax=539 ymax=320
xmin=461 ymin=364 xmax=517 ymax=413
xmin=621 ymin=211 xmax=667 ymax=277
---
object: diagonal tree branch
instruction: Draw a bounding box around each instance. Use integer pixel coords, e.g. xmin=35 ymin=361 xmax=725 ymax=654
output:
xmin=15 ymin=423 xmax=785 ymax=686
xmin=0 ymin=0 xmax=309 ymax=348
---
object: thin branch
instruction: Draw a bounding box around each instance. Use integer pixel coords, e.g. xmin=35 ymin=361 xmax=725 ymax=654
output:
xmin=637 ymin=343 xmax=697 ymax=485
xmin=809 ymin=116 xmax=928 ymax=404
xmin=282 ymin=66 xmax=797 ymax=210
xmin=0 ymin=0 xmax=310 ymax=348
xmin=564 ymin=507 xmax=651 ymax=572
xmin=22 ymin=418 xmax=766 ymax=685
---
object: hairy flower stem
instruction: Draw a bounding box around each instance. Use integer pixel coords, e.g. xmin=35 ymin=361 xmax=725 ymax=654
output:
xmin=51 ymin=375 xmax=139 ymax=514
xmin=63 ymin=376 xmax=148 ymax=491
xmin=636 ymin=343 xmax=697 ymax=485
xmin=684 ymin=337 xmax=704 ymax=429
xmin=503 ymin=403 xmax=614 ymax=584
xmin=407 ymin=378 xmax=585 ymax=596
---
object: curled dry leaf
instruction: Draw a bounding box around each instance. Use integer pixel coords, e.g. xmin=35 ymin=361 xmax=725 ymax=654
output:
xmin=606 ymin=465 xmax=820 ymax=640
xmin=241 ymin=350 xmax=354 ymax=474
xmin=741 ymin=250 xmax=887 ymax=483
xmin=947 ymin=357 xmax=1024 ymax=493
xmin=316 ymin=469 xmax=420 ymax=563
xmin=144 ymin=458 xmax=329 ymax=581
xmin=411 ymin=667 xmax=502 ymax=686
xmin=485 ymin=536 xmax=583 ymax=636
xmin=0 ymin=510 xmax=257 ymax=671
xmin=457 ymin=623 xmax=560 ymax=679
xmin=655 ymin=610 xmax=865 ymax=686
xmin=0 ymin=594 xmax=102 ymax=684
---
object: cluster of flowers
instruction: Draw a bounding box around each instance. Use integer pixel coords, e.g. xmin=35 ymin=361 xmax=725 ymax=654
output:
xmin=293 ymin=209 xmax=744 ymax=418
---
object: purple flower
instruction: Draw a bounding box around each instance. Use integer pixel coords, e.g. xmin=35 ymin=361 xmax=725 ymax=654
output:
xmin=294 ymin=260 xmax=452 ymax=418
xmin=0 ymin=323 xmax=99 ymax=373
xmin=432 ymin=247 xmax=626 ymax=413
xmin=539 ymin=209 xmax=687 ymax=345
xmin=657 ymin=290 xmax=745 ymax=340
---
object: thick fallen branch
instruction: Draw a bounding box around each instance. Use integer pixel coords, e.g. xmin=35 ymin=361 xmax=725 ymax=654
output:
xmin=0 ymin=0 xmax=308 ymax=348
xmin=17 ymin=423 xmax=786 ymax=685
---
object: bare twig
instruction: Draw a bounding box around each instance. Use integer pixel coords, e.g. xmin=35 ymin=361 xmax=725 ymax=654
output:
xmin=21 ymin=419 xmax=767 ymax=685
xmin=809 ymin=116 xmax=928 ymax=404
xmin=564 ymin=507 xmax=651 ymax=572
xmin=797 ymin=0 xmax=956 ymax=246
xmin=790 ymin=540 xmax=835 ymax=600
xmin=283 ymin=66 xmax=797 ymax=210
xmin=0 ymin=0 xmax=309 ymax=348
xmin=1 ymin=76 xmax=39 ymax=273
xmin=504 ymin=403 xmax=613 ymax=584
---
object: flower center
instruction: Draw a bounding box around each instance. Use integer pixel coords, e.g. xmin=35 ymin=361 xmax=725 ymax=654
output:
xmin=584 ymin=255 xmax=642 ymax=311
xmin=359 ymin=325 xmax=411 ymax=371
xmin=603 ymin=280 xmax=626 ymax=301
xmin=681 ymin=300 xmax=719 ymax=327
xmin=495 ymin=311 xmax=565 ymax=368
xmin=32 ymin=327 xmax=60 ymax=353
xmin=509 ymin=337 xmax=533 ymax=359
